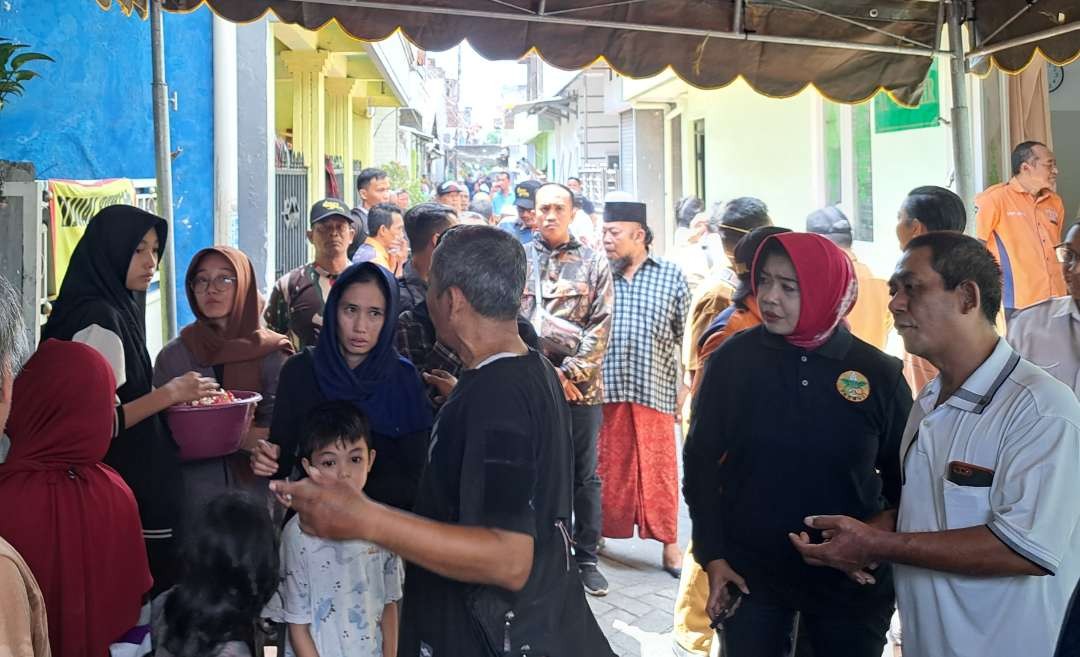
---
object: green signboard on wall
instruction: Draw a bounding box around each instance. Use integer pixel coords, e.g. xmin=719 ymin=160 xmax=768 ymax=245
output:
xmin=874 ymin=61 xmax=940 ymax=133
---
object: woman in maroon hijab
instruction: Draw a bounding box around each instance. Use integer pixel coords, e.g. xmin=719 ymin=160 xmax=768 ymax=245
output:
xmin=0 ymin=339 xmax=151 ymax=657
xmin=684 ymin=233 xmax=913 ymax=657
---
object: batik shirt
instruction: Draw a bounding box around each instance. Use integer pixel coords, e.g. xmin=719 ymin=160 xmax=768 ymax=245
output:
xmin=264 ymin=263 xmax=338 ymax=350
xmin=602 ymin=255 xmax=690 ymax=414
xmin=521 ymin=237 xmax=614 ymax=405
xmin=268 ymin=516 xmax=404 ymax=657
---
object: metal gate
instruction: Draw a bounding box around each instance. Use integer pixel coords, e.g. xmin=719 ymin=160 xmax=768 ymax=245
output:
xmin=576 ymin=163 xmax=617 ymax=205
xmin=275 ymin=154 xmax=309 ymax=280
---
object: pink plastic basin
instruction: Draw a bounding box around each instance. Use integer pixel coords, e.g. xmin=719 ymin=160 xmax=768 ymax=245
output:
xmin=164 ymin=390 xmax=262 ymax=462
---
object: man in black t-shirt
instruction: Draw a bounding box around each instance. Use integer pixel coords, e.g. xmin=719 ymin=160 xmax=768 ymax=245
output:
xmin=273 ymin=225 xmax=613 ymax=657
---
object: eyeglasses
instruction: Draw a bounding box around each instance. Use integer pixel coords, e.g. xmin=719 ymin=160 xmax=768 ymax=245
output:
xmin=717 ymin=224 xmax=752 ymax=235
xmin=1056 ymin=244 xmax=1079 ymax=267
xmin=190 ymin=275 xmax=237 ymax=294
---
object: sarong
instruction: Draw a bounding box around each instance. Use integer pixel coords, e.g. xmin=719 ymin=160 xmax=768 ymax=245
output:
xmin=597 ymin=402 xmax=678 ymax=543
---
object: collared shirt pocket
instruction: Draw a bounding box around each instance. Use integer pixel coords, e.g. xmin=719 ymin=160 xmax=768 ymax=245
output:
xmin=942 ymin=477 xmax=993 ymax=530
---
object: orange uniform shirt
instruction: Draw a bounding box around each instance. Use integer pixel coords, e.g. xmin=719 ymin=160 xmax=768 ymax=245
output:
xmin=686 ymin=277 xmax=735 ymax=375
xmin=847 ymin=258 xmax=892 ymax=351
xmin=693 ymin=297 xmax=763 ymax=394
xmin=976 ymin=179 xmax=1066 ymax=312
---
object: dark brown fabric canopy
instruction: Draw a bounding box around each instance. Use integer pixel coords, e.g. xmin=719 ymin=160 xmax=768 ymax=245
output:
xmin=971 ymin=1 xmax=1080 ymax=73
xmin=98 ymin=0 xmax=1080 ymax=106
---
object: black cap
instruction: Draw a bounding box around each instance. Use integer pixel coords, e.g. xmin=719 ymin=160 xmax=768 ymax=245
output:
xmin=515 ymin=180 xmax=542 ymax=209
xmin=805 ymin=206 xmax=852 ymax=236
xmin=603 ymin=201 xmax=647 ymax=224
xmin=309 ymin=198 xmax=354 ymax=226
xmin=437 ymin=181 xmax=467 ymax=196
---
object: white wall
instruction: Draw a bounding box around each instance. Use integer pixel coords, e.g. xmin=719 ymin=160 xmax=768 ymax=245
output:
xmin=371 ymin=107 xmax=399 ymax=166
xmin=236 ymin=18 xmax=276 ymax=294
xmin=858 ymin=122 xmax=952 ymax=277
xmin=1050 ymin=60 xmax=1080 ymax=221
xmin=859 ymin=63 xmax=953 ymax=278
xmin=550 ymin=66 xmax=620 ymax=183
xmin=624 ymin=69 xmax=956 ymax=279
xmin=683 ymin=79 xmax=819 ymax=232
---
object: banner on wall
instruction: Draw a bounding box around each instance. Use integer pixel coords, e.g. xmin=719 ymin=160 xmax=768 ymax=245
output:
xmin=48 ymin=178 xmax=137 ymax=296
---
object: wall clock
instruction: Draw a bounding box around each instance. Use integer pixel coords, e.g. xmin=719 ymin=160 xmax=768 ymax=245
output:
xmin=1048 ymin=64 xmax=1065 ymax=93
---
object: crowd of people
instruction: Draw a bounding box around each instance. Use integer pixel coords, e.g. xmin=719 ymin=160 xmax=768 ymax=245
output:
xmin=0 ymin=140 xmax=1077 ymax=657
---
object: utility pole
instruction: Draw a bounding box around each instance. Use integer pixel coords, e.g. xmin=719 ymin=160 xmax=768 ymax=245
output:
xmin=947 ymin=1 xmax=976 ymax=234
xmin=150 ymin=0 xmax=178 ymax=338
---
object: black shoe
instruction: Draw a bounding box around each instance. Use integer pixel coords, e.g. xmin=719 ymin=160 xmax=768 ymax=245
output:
xmin=579 ymin=563 xmax=609 ymax=597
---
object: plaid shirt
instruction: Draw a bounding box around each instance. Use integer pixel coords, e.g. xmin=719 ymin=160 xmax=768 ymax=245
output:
xmin=521 ymin=237 xmax=613 ymax=405
xmin=396 ymin=304 xmax=463 ymax=403
xmin=602 ymin=255 xmax=690 ymax=414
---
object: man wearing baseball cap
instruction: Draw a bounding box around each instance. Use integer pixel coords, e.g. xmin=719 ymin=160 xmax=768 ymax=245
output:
xmin=264 ymin=198 xmax=357 ymax=350
xmin=435 ymin=180 xmax=468 ymax=214
xmin=498 ymin=180 xmax=542 ymax=245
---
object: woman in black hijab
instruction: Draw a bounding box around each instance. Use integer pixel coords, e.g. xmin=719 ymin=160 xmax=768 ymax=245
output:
xmin=41 ymin=204 xmax=220 ymax=593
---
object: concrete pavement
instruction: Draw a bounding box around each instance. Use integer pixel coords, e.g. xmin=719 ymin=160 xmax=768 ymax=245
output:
xmin=588 ymin=461 xmax=697 ymax=657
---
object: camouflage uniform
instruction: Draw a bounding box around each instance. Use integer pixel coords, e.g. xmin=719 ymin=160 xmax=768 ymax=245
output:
xmin=521 ymin=237 xmax=614 ymax=406
xmin=264 ymin=263 xmax=338 ymax=351
xmin=522 ymin=235 xmax=613 ymax=568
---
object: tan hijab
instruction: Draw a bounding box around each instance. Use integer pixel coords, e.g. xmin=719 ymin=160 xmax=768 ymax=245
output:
xmin=0 ymin=536 xmax=50 ymax=657
xmin=180 ymin=246 xmax=293 ymax=391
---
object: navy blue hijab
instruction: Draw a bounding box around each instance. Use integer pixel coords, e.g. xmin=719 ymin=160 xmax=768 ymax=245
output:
xmin=313 ymin=261 xmax=433 ymax=437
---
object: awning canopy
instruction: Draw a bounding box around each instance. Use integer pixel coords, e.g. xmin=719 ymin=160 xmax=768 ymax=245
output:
xmin=511 ymin=97 xmax=572 ymax=120
xmin=98 ymin=0 xmax=1079 ymax=106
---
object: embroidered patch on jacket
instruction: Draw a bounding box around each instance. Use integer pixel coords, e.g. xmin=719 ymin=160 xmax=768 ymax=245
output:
xmin=836 ymin=370 xmax=870 ymax=403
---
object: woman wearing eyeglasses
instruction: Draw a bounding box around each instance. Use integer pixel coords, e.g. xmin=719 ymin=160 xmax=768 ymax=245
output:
xmin=1007 ymin=222 xmax=1080 ymax=397
xmin=153 ymin=246 xmax=294 ymax=515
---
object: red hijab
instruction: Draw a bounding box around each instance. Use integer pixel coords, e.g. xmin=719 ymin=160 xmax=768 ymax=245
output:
xmin=180 ymin=246 xmax=293 ymax=391
xmin=752 ymin=232 xmax=858 ymax=350
xmin=0 ymin=339 xmax=151 ymax=657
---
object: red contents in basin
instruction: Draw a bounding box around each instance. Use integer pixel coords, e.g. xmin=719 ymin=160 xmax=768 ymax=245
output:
xmin=188 ymin=390 xmax=237 ymax=407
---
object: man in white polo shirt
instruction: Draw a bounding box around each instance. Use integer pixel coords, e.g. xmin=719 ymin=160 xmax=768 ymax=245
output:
xmin=789 ymin=232 xmax=1080 ymax=657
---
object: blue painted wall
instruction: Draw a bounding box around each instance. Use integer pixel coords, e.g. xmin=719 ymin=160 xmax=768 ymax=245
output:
xmin=0 ymin=1 xmax=214 ymax=326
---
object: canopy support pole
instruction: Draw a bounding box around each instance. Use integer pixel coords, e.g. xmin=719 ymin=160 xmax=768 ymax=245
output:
xmin=967 ymin=20 xmax=1080 ymax=60
xmin=947 ymin=0 xmax=975 ymax=234
xmin=976 ymin=0 xmax=1040 ymax=48
xmin=151 ymin=0 xmax=178 ymax=339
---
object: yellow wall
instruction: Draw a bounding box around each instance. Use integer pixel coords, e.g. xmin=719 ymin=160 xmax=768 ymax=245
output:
xmin=275 ymin=79 xmax=293 ymax=138
xmin=353 ymin=111 xmax=373 ymax=169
